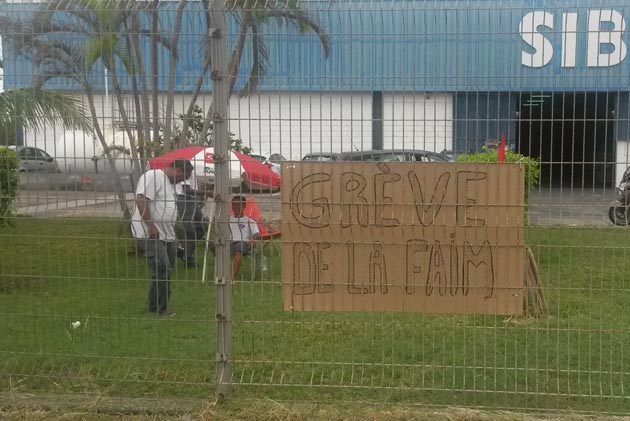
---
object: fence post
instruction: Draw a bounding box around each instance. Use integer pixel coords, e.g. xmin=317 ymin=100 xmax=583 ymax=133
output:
xmin=207 ymin=0 xmax=233 ymax=400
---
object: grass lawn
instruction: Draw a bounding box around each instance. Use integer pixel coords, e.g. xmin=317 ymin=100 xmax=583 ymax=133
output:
xmin=1 ymin=219 xmax=630 ymax=413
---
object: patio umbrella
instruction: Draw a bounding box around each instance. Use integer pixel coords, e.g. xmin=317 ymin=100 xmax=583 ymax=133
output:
xmin=148 ymin=146 xmax=281 ymax=191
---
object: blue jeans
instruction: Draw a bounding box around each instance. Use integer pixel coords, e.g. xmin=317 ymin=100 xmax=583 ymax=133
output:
xmin=137 ymin=239 xmax=176 ymax=314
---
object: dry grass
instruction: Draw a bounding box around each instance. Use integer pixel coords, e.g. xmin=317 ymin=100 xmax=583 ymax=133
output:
xmin=3 ymin=396 xmax=630 ymax=420
xmin=201 ymin=400 xmax=630 ymax=421
xmin=0 ymin=393 xmax=203 ymax=420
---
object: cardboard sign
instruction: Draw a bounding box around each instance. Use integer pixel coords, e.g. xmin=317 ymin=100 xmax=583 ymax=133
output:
xmin=281 ymin=162 xmax=525 ymax=315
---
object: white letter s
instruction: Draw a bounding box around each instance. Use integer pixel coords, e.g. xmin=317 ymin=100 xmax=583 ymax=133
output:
xmin=520 ymin=11 xmax=554 ymax=67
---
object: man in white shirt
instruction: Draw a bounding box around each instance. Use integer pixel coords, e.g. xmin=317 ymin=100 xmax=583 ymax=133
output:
xmin=175 ymin=170 xmax=212 ymax=267
xmin=132 ymin=159 xmax=193 ymax=317
xmin=229 ymin=195 xmax=260 ymax=280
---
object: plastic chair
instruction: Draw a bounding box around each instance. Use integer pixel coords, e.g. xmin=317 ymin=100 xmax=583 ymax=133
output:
xmin=232 ymin=196 xmax=281 ymax=255
xmin=225 ymin=196 xmax=281 ymax=280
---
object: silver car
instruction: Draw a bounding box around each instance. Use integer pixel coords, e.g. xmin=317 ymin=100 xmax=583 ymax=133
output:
xmin=340 ymin=149 xmax=451 ymax=163
xmin=252 ymin=152 xmax=285 ymax=175
xmin=302 ymin=152 xmax=342 ymax=162
xmin=8 ymin=146 xmax=61 ymax=173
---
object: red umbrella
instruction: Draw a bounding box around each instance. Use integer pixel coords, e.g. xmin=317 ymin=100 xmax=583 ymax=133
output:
xmin=149 ymin=146 xmax=281 ymax=191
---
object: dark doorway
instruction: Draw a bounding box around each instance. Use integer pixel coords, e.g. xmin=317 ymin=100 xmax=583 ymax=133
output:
xmin=517 ymin=92 xmax=616 ymax=188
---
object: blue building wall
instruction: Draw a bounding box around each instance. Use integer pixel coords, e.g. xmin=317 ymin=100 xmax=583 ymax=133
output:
xmin=617 ymin=92 xmax=630 ymax=140
xmin=3 ymin=1 xmax=630 ymax=92
xmin=453 ymin=93 xmax=519 ymax=153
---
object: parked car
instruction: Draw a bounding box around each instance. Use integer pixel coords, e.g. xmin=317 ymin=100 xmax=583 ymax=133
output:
xmin=339 ymin=149 xmax=451 ymax=163
xmin=8 ymin=146 xmax=61 ymax=172
xmin=439 ymin=149 xmax=461 ymax=162
xmin=302 ymin=152 xmax=342 ymax=162
xmin=264 ymin=153 xmax=285 ymax=175
xmin=250 ymin=154 xmax=267 ymax=162
xmin=249 ymin=152 xmax=285 ymax=175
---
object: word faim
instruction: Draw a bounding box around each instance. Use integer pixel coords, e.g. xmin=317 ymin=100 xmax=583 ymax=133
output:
xmin=292 ymin=238 xmax=495 ymax=298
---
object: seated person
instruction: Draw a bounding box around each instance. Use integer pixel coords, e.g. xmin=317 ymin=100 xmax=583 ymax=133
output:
xmin=229 ymin=195 xmax=260 ymax=279
xmin=175 ymin=169 xmax=213 ymax=267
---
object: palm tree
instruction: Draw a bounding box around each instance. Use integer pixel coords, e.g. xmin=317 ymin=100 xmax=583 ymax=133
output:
xmin=162 ymin=0 xmax=187 ymax=150
xmin=0 ymin=20 xmax=91 ymax=139
xmin=0 ymin=0 xmax=174 ymax=218
xmin=228 ymin=0 xmax=331 ymax=95
xmin=0 ymin=4 xmax=134 ymax=218
xmin=191 ymin=0 xmax=331 ymax=144
xmin=0 ymin=87 xmax=91 ymax=134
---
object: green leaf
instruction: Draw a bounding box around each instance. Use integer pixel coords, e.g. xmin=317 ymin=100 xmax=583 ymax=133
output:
xmin=0 ymin=88 xmax=92 ymax=132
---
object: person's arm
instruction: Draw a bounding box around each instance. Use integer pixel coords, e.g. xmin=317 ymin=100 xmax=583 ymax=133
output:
xmin=136 ymin=194 xmax=159 ymax=239
xmin=182 ymin=172 xmax=213 ymax=199
xmin=183 ymin=184 xmax=214 ymax=199
xmin=249 ymin=219 xmax=260 ymax=247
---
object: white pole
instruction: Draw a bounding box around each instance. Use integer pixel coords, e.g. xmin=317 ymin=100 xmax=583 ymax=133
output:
xmin=104 ymin=68 xmax=109 ymax=128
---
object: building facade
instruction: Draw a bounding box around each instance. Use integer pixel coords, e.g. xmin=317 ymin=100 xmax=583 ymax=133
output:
xmin=2 ymin=1 xmax=629 ymax=187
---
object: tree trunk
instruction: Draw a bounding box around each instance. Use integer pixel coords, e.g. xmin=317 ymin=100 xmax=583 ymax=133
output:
xmin=108 ymin=57 xmax=142 ymax=183
xmin=125 ymin=31 xmax=146 ymax=171
xmin=163 ymin=0 xmax=187 ymax=151
xmin=86 ymin=87 xmax=132 ymax=220
xmin=181 ymin=0 xmax=212 ymax=146
xmin=181 ymin=57 xmax=210 ymax=145
xmin=199 ymin=11 xmax=249 ymax=143
xmin=227 ymin=13 xmax=250 ymax=96
xmin=198 ymin=96 xmax=213 ymax=146
xmin=151 ymin=0 xmax=160 ymax=145
xmin=130 ymin=71 xmax=144 ymax=155
xmin=131 ymin=15 xmax=153 ymax=159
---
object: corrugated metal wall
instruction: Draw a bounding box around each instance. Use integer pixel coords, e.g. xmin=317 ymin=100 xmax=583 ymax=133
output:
xmin=4 ymin=1 xmax=630 ymax=92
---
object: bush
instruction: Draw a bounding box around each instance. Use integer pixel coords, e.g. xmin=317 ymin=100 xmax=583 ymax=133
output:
xmin=0 ymin=147 xmax=19 ymax=226
xmin=456 ymin=147 xmax=541 ymax=204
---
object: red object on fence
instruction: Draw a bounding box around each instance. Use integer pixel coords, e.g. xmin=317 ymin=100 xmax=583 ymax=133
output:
xmin=498 ymin=133 xmax=506 ymax=163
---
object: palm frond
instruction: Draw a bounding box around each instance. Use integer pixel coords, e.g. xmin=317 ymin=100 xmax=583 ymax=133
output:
xmin=33 ymin=39 xmax=76 ymax=69
xmin=139 ymin=29 xmax=177 ymax=56
xmin=85 ymin=34 xmax=114 ymax=68
xmin=239 ymin=22 xmax=268 ymax=97
xmin=259 ymin=7 xmax=331 ymax=58
xmin=0 ymin=17 xmax=38 ymax=53
xmin=38 ymin=0 xmax=96 ymax=32
xmin=0 ymin=88 xmax=92 ymax=132
xmin=115 ymin=36 xmax=138 ymax=75
xmin=29 ymin=38 xmax=89 ymax=88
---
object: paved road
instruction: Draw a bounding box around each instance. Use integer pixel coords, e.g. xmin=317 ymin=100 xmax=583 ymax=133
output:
xmin=15 ymin=187 xmax=616 ymax=226
xmin=15 ymin=189 xmax=283 ymax=221
xmin=528 ymin=187 xmax=617 ymax=227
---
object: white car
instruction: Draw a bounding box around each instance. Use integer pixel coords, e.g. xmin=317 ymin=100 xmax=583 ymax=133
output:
xmin=264 ymin=153 xmax=285 ymax=175
xmin=8 ymin=146 xmax=61 ymax=173
xmin=250 ymin=152 xmax=285 ymax=175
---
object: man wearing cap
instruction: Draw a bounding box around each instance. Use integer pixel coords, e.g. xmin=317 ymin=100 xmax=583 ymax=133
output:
xmin=131 ymin=159 xmax=193 ymax=317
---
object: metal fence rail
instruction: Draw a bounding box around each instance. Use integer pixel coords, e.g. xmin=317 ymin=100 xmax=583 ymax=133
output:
xmin=0 ymin=0 xmax=629 ymax=414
